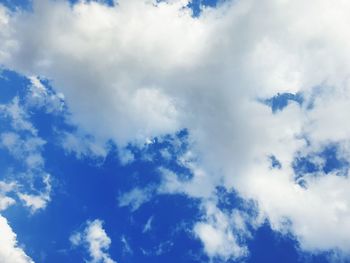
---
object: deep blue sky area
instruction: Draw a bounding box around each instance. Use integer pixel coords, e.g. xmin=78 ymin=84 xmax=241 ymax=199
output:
xmin=0 ymin=69 xmax=339 ymax=262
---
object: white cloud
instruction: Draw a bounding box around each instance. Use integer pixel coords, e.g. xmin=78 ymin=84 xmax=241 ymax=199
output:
xmin=70 ymin=219 xmax=117 ymax=263
xmin=142 ymin=216 xmax=154 ymax=233
xmin=0 ymin=181 xmax=17 ymax=211
xmin=0 ymin=96 xmax=53 ymax=213
xmin=17 ymin=193 xmax=48 ymax=212
xmin=118 ymin=186 xmax=154 ymax=212
xmin=159 ymin=165 xmax=218 ymax=199
xmin=18 ymin=174 xmax=51 ymax=213
xmin=0 ymin=132 xmax=46 ymax=169
xmin=60 ymin=131 xmax=109 ymax=160
xmin=0 ymin=97 xmax=47 ymax=171
xmin=0 ymin=214 xmax=34 ymax=263
xmin=0 ymin=195 xmax=15 ymax=211
xmin=0 ymin=98 xmax=37 ymax=135
xmin=194 ymin=201 xmax=248 ymax=260
xmin=120 ymin=235 xmax=132 ymax=255
xmin=242 ymin=164 xmax=350 ymax=253
xmin=194 ymin=223 xmax=244 ymax=260
xmin=26 ymin=76 xmax=65 ymax=113
xmin=2 ymin=0 xmax=350 ymax=258
xmin=0 ymin=0 xmax=197 ymax=145
xmin=117 ymin=148 xmax=135 ymax=166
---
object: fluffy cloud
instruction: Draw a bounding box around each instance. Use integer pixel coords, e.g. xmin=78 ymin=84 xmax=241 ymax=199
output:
xmin=0 ymin=215 xmax=34 ymax=263
xmin=70 ymin=219 xmax=117 ymax=263
xmin=1 ymin=0 xmax=350 ymax=259
xmin=194 ymin=202 xmax=249 ymax=260
xmin=0 ymin=0 xmax=196 ymax=144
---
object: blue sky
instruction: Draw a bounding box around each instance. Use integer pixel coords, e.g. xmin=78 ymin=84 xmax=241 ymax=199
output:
xmin=1 ymin=1 xmax=350 ymax=263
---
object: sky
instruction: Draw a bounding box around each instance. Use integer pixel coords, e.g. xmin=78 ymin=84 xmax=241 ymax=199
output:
xmin=0 ymin=0 xmax=350 ymax=263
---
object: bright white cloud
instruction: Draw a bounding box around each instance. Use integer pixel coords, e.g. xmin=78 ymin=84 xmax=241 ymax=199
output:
xmin=70 ymin=219 xmax=117 ymax=263
xmin=0 ymin=0 xmax=196 ymax=145
xmin=194 ymin=202 xmax=248 ymax=260
xmin=0 ymin=215 xmax=34 ymax=263
xmin=0 ymin=195 xmax=15 ymax=211
xmin=1 ymin=0 xmax=350 ymax=259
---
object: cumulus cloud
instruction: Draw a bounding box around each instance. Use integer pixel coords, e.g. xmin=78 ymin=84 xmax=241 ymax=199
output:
xmin=70 ymin=219 xmax=117 ymax=263
xmin=0 ymin=0 xmax=193 ymax=144
xmin=1 ymin=0 xmax=350 ymax=259
xmin=194 ymin=202 xmax=249 ymax=260
xmin=0 ymin=215 xmax=34 ymax=263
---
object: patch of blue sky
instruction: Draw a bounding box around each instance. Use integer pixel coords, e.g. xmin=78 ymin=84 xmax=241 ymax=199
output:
xmin=264 ymin=92 xmax=303 ymax=113
xmin=0 ymin=69 xmax=30 ymax=104
xmin=246 ymin=223 xmax=331 ymax=263
xmin=0 ymin=0 xmax=113 ymax=10
xmin=126 ymin=130 xmax=194 ymax=182
xmin=3 ymin=141 xmax=203 ymax=262
xmin=187 ymin=0 xmax=219 ymax=16
xmin=215 ymin=187 xmax=257 ymax=219
xmin=293 ymin=144 xmax=349 ymax=183
xmin=0 ymin=72 xmax=200 ymax=262
xmin=0 ymin=0 xmax=32 ymax=10
xmin=269 ymin=155 xmax=282 ymax=169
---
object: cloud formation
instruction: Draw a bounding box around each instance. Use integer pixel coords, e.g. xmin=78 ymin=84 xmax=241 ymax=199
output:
xmin=70 ymin=219 xmax=117 ymax=263
xmin=0 ymin=96 xmax=52 ymax=213
xmin=0 ymin=215 xmax=34 ymax=263
xmin=1 ymin=0 xmax=350 ymax=259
